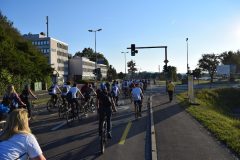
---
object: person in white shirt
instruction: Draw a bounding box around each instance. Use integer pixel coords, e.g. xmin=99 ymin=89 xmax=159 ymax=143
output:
xmin=131 ymin=83 xmax=144 ymax=117
xmin=111 ymin=83 xmax=120 ymax=106
xmin=61 ymin=81 xmax=71 ymax=105
xmin=0 ymin=109 xmax=46 ymax=160
xmin=68 ymin=83 xmax=84 ymax=116
xmin=48 ymin=82 xmax=62 ymax=106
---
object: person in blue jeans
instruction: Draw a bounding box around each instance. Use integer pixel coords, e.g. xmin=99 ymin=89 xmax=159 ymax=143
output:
xmin=97 ymin=83 xmax=116 ymax=139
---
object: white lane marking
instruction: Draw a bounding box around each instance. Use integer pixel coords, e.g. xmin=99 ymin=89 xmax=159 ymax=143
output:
xmin=149 ymin=96 xmax=158 ymax=160
xmin=51 ymin=121 xmax=67 ymax=131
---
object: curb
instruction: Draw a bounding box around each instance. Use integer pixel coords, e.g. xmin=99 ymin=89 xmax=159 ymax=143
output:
xmin=148 ymin=96 xmax=158 ymax=160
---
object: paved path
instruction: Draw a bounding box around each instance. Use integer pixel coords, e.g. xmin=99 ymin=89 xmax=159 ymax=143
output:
xmin=152 ymin=92 xmax=238 ymax=160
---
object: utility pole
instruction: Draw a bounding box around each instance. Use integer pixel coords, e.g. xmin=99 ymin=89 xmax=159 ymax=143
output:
xmin=46 ymin=16 xmax=49 ymax=37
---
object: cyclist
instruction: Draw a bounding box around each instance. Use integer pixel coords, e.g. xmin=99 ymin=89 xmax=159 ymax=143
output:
xmin=48 ymin=82 xmax=62 ymax=106
xmin=97 ymin=83 xmax=116 ymax=139
xmin=61 ymin=81 xmax=71 ymax=105
xmin=131 ymin=83 xmax=144 ymax=117
xmin=68 ymin=83 xmax=84 ymax=116
xmin=2 ymin=84 xmax=26 ymax=112
xmin=111 ymin=83 xmax=120 ymax=106
xmin=20 ymin=84 xmax=37 ymax=118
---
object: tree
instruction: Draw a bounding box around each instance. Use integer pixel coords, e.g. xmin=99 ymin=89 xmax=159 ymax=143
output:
xmin=192 ymin=68 xmax=202 ymax=84
xmin=127 ymin=60 xmax=137 ymax=77
xmin=198 ymin=53 xmax=220 ymax=83
xmin=0 ymin=12 xmax=52 ymax=93
xmin=167 ymin=66 xmax=177 ymax=81
xmin=117 ymin=72 xmax=124 ymax=80
xmin=219 ymin=50 xmax=240 ymax=73
xmin=74 ymin=48 xmax=109 ymax=66
xmin=107 ymin=65 xmax=117 ymax=81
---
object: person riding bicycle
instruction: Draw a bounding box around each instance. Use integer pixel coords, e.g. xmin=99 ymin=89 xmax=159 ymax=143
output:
xmin=97 ymin=83 xmax=116 ymax=139
xmin=2 ymin=84 xmax=26 ymax=112
xmin=61 ymin=81 xmax=71 ymax=105
xmin=48 ymin=82 xmax=62 ymax=106
xmin=20 ymin=84 xmax=37 ymax=118
xmin=111 ymin=83 xmax=120 ymax=106
xmin=81 ymin=83 xmax=96 ymax=103
xmin=131 ymin=83 xmax=144 ymax=117
xmin=68 ymin=83 xmax=84 ymax=116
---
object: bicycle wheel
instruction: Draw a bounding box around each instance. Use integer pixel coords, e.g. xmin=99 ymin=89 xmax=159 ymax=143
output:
xmin=90 ymin=99 xmax=96 ymax=113
xmin=135 ymin=103 xmax=139 ymax=119
xmin=46 ymin=100 xmax=54 ymax=112
xmin=100 ymin=119 xmax=107 ymax=154
xmin=65 ymin=107 xmax=73 ymax=126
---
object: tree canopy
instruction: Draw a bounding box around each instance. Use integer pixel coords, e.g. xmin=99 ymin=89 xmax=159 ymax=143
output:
xmin=198 ymin=53 xmax=220 ymax=83
xmin=0 ymin=12 xmax=52 ymax=92
xmin=75 ymin=48 xmax=109 ymax=66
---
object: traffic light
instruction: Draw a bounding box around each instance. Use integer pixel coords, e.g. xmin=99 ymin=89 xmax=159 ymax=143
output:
xmin=131 ymin=44 xmax=136 ymax=56
xmin=163 ymin=65 xmax=168 ymax=72
xmin=92 ymin=69 xmax=97 ymax=75
xmin=96 ymin=68 xmax=101 ymax=75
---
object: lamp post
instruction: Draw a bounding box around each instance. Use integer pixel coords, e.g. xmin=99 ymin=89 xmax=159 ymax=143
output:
xmin=186 ymin=38 xmax=189 ymax=74
xmin=121 ymin=51 xmax=128 ymax=76
xmin=88 ymin=28 xmax=102 ymax=74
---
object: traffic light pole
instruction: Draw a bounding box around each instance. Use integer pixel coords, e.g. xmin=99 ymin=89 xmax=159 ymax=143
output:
xmin=127 ymin=45 xmax=168 ymax=91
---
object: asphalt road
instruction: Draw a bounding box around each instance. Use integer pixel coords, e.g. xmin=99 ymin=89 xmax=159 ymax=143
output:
xmin=30 ymin=95 xmax=152 ymax=160
xmin=150 ymin=84 xmax=239 ymax=160
xmin=29 ymin=82 xmax=239 ymax=160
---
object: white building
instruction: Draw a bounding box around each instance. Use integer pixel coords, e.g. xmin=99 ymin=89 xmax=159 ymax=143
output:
xmin=23 ymin=33 xmax=69 ymax=83
xmin=69 ymin=56 xmax=107 ymax=81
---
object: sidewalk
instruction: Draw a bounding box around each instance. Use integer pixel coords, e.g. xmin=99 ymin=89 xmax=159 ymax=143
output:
xmin=152 ymin=93 xmax=237 ymax=160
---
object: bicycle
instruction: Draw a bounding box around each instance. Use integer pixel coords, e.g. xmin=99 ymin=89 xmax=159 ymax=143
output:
xmin=82 ymin=95 xmax=96 ymax=113
xmin=134 ymin=100 xmax=141 ymax=119
xmin=46 ymin=94 xmax=62 ymax=112
xmin=58 ymin=97 xmax=70 ymax=118
xmin=65 ymin=98 xmax=81 ymax=126
xmin=100 ymin=113 xmax=108 ymax=154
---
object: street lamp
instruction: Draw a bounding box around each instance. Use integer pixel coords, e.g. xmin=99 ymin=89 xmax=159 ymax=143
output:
xmin=186 ymin=38 xmax=189 ymax=74
xmin=88 ymin=28 xmax=102 ymax=73
xmin=121 ymin=51 xmax=128 ymax=76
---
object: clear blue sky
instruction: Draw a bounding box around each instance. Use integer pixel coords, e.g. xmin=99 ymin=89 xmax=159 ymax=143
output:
xmin=1 ymin=0 xmax=240 ymax=73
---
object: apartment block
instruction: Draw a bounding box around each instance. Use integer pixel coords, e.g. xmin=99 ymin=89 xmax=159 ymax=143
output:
xmin=69 ymin=56 xmax=107 ymax=81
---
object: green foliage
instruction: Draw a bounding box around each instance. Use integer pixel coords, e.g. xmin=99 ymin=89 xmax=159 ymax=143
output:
xmin=219 ymin=50 xmax=240 ymax=73
xmin=198 ymin=53 xmax=220 ymax=83
xmin=107 ymin=65 xmax=117 ymax=81
xmin=127 ymin=60 xmax=137 ymax=77
xmin=0 ymin=12 xmax=52 ymax=93
xmin=117 ymin=72 xmax=125 ymax=80
xmin=163 ymin=65 xmax=177 ymax=81
xmin=74 ymin=48 xmax=109 ymax=66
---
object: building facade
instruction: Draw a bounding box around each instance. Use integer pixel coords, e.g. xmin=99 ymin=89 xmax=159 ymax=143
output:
xmin=69 ymin=56 xmax=107 ymax=81
xmin=23 ymin=33 xmax=69 ymax=83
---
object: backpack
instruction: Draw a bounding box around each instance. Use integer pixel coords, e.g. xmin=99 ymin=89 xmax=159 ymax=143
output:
xmin=99 ymin=91 xmax=112 ymax=107
xmin=2 ymin=94 xmax=19 ymax=109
